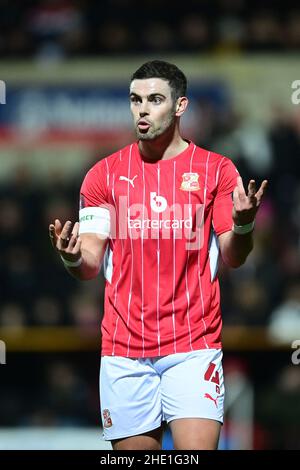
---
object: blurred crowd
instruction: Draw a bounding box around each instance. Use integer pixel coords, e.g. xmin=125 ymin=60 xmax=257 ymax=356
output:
xmin=0 ymin=103 xmax=300 ymax=341
xmin=0 ymin=0 xmax=300 ymax=60
xmin=0 ymin=94 xmax=300 ymax=448
xmin=198 ymin=103 xmax=300 ymax=341
xmin=0 ymin=0 xmax=300 ymax=448
xmin=0 ymin=164 xmax=104 ymax=332
xmin=0 ymin=114 xmax=299 ymax=445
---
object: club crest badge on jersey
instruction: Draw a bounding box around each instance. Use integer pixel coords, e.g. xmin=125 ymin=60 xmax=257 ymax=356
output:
xmin=180 ymin=173 xmax=200 ymax=191
xmin=102 ymin=409 xmax=113 ymax=428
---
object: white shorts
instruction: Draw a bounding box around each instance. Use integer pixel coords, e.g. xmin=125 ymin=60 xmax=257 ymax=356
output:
xmin=100 ymin=349 xmax=224 ymax=441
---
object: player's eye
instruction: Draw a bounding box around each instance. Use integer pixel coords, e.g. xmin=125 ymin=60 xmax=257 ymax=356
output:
xmin=130 ymin=96 xmax=140 ymax=104
xmin=151 ymin=96 xmax=162 ymax=104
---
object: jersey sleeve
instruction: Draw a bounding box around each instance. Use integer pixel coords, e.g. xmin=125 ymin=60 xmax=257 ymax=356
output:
xmin=80 ymin=160 xmax=108 ymax=208
xmin=79 ymin=160 xmax=111 ymax=237
xmin=212 ymin=157 xmax=239 ymax=236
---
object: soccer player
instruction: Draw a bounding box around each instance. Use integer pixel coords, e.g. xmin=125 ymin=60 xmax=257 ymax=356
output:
xmin=49 ymin=60 xmax=267 ymax=450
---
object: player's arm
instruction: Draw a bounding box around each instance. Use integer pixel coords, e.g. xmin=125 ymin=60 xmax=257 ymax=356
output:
xmin=218 ymin=177 xmax=268 ymax=268
xmin=49 ymin=219 xmax=108 ymax=280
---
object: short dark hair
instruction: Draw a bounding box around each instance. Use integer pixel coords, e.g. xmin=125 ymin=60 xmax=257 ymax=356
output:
xmin=131 ymin=60 xmax=187 ymax=100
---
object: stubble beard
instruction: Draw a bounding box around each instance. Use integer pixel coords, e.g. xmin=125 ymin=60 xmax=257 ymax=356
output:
xmin=135 ymin=112 xmax=176 ymax=141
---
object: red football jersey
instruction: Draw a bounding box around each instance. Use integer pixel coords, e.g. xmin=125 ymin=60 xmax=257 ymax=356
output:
xmin=80 ymin=141 xmax=238 ymax=357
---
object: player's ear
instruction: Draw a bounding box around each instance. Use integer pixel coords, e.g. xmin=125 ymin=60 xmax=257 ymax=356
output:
xmin=175 ymin=97 xmax=188 ymax=117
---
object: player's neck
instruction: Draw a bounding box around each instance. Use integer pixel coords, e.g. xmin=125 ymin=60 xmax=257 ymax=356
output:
xmin=138 ymin=129 xmax=189 ymax=162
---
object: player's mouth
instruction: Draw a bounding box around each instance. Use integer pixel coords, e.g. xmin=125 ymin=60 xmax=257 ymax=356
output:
xmin=137 ymin=120 xmax=151 ymax=132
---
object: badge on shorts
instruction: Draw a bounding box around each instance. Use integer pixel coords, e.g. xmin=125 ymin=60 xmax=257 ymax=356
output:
xmin=180 ymin=173 xmax=200 ymax=191
xmin=102 ymin=409 xmax=113 ymax=428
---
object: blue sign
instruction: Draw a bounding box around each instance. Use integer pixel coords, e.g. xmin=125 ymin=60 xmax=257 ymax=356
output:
xmin=0 ymin=82 xmax=230 ymax=133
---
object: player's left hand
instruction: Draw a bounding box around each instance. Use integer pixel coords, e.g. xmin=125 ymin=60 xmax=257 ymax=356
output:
xmin=232 ymin=176 xmax=268 ymax=226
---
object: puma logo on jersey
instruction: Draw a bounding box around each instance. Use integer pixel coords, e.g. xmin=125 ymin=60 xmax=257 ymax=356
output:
xmin=119 ymin=175 xmax=138 ymax=188
xmin=204 ymin=393 xmax=218 ymax=407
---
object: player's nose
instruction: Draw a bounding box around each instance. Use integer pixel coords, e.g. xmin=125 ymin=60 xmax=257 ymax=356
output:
xmin=139 ymin=101 xmax=150 ymax=116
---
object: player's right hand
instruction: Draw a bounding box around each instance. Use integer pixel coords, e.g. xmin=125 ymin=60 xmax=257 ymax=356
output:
xmin=49 ymin=219 xmax=82 ymax=264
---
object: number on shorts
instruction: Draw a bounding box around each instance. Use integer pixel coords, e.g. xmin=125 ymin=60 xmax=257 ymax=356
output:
xmin=204 ymin=362 xmax=220 ymax=385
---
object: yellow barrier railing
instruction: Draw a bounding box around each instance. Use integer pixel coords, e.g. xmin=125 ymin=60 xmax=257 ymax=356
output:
xmin=0 ymin=326 xmax=291 ymax=352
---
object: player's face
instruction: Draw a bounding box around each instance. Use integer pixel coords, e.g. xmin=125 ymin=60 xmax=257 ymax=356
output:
xmin=130 ymin=78 xmax=177 ymax=141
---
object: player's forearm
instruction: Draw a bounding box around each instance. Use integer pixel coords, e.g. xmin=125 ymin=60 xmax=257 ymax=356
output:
xmin=64 ymin=248 xmax=101 ymax=280
xmin=221 ymin=229 xmax=254 ymax=268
